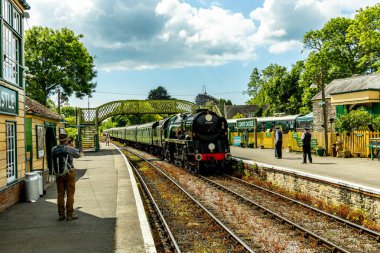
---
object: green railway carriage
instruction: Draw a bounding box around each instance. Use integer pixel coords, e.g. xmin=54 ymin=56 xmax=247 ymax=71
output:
xmin=136 ymin=122 xmax=159 ymax=146
xmin=125 ymin=126 xmax=137 ymax=143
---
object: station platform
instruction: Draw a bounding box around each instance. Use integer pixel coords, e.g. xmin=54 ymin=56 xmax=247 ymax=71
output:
xmin=231 ymin=146 xmax=380 ymax=192
xmin=0 ymin=143 xmax=156 ymax=253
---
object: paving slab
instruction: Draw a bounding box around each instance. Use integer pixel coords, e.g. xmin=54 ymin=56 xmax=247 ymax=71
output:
xmin=0 ymin=143 xmax=155 ymax=253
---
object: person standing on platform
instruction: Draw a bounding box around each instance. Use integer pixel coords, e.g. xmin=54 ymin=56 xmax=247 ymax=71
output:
xmin=301 ymin=128 xmax=312 ymax=164
xmin=274 ymin=126 xmax=283 ymax=159
xmin=106 ymin=133 xmax=110 ymax=146
xmin=52 ymin=133 xmax=81 ymax=221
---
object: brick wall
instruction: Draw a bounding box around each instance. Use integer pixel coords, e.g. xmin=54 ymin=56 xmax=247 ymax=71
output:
xmin=0 ymin=181 xmax=24 ymax=212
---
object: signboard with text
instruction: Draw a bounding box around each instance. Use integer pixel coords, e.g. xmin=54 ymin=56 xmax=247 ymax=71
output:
xmin=0 ymin=85 xmax=17 ymax=115
xmin=233 ymin=136 xmax=241 ymax=146
xmin=236 ymin=118 xmax=257 ymax=129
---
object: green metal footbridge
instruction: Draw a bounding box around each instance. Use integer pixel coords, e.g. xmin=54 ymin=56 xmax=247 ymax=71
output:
xmin=76 ymin=99 xmax=220 ymax=151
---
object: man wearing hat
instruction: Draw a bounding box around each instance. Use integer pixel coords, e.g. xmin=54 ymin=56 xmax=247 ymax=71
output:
xmin=301 ymin=128 xmax=312 ymax=164
xmin=274 ymin=126 xmax=283 ymax=159
xmin=52 ymin=133 xmax=80 ymax=221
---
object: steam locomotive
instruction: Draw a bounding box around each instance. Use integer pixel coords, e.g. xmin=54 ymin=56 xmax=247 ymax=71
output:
xmin=104 ymin=109 xmax=231 ymax=174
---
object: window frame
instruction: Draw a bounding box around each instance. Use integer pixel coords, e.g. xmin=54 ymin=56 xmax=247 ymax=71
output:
xmin=1 ymin=0 xmax=24 ymax=88
xmin=6 ymin=121 xmax=17 ymax=184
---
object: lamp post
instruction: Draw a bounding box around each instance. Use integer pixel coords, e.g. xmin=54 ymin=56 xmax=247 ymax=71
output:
xmin=311 ymin=71 xmax=329 ymax=156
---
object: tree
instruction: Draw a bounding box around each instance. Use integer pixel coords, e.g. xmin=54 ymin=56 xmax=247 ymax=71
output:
xmin=61 ymin=106 xmax=76 ymax=118
xmin=232 ymin=113 xmax=244 ymax=119
xmin=246 ymin=62 xmax=304 ymax=116
xmin=99 ymin=119 xmax=117 ymax=134
xmin=195 ymin=93 xmax=218 ymax=106
xmin=24 ymin=27 xmax=97 ymax=106
xmin=303 ymin=17 xmax=364 ymax=80
xmin=347 ymin=4 xmax=380 ymax=71
xmin=245 ymin=68 xmax=264 ymax=99
xmin=218 ymin=98 xmax=232 ymax=105
xmin=147 ymin=86 xmax=171 ymax=100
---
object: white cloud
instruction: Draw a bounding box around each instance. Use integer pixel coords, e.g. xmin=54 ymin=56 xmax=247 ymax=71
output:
xmin=27 ymin=0 xmax=257 ymax=71
xmin=250 ymin=0 xmax=380 ymax=52
xmin=269 ymin=40 xmax=302 ymax=54
xmin=25 ymin=0 xmax=380 ymax=71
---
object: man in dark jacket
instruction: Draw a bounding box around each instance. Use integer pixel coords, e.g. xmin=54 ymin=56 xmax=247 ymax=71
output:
xmin=301 ymin=128 xmax=312 ymax=164
xmin=52 ymin=133 xmax=80 ymax=221
xmin=274 ymin=126 xmax=283 ymax=159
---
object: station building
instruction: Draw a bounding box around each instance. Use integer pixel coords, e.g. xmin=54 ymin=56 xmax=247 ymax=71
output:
xmin=0 ymin=0 xmax=31 ymax=211
xmin=25 ymin=97 xmax=65 ymax=183
xmin=312 ymin=73 xmax=380 ymax=132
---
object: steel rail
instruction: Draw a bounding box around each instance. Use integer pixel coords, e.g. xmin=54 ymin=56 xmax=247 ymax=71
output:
xmin=125 ymin=147 xmax=256 ymax=253
xmin=128 ymin=158 xmax=182 ymax=253
xmin=228 ymin=175 xmax=380 ymax=243
xmin=198 ymin=175 xmax=350 ymax=253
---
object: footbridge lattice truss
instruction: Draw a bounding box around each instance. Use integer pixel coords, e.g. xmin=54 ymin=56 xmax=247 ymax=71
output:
xmin=78 ymin=99 xmax=199 ymax=125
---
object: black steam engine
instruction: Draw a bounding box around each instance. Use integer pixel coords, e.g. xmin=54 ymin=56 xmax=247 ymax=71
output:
xmin=104 ymin=109 xmax=231 ymax=174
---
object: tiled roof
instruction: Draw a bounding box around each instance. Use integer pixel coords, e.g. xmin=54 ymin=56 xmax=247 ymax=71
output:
xmin=224 ymin=104 xmax=261 ymax=119
xmin=25 ymin=97 xmax=62 ymax=121
xmin=312 ymin=73 xmax=380 ymax=101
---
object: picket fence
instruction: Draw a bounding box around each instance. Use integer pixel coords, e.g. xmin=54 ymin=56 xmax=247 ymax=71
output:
xmin=230 ymin=131 xmax=380 ymax=157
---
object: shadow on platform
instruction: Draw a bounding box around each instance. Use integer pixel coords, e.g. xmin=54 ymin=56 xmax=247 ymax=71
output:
xmin=0 ymin=190 xmax=115 ymax=253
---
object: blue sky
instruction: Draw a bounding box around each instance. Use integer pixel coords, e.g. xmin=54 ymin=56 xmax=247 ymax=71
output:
xmin=26 ymin=0 xmax=380 ymax=108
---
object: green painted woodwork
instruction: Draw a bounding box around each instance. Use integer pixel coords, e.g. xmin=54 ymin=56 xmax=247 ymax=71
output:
xmin=76 ymin=99 xmax=219 ymax=151
xmin=78 ymin=99 xmax=198 ymax=125
xmin=373 ymin=103 xmax=380 ymax=115
xmin=25 ymin=118 xmax=33 ymax=171
xmin=336 ymin=105 xmax=346 ymax=117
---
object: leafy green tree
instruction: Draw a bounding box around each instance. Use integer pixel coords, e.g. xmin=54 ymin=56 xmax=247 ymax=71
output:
xmin=232 ymin=113 xmax=244 ymax=119
xmin=25 ymin=26 xmax=97 ymax=106
xmin=246 ymin=62 xmax=304 ymax=116
xmin=245 ymin=68 xmax=264 ymax=99
xmin=303 ymin=17 xmax=364 ymax=78
xmin=99 ymin=119 xmax=117 ymax=133
xmin=372 ymin=115 xmax=380 ymax=131
xmin=195 ymin=93 xmax=218 ymax=106
xmin=348 ymin=4 xmax=380 ymax=71
xmin=61 ymin=106 xmax=76 ymax=118
xmin=46 ymin=98 xmax=57 ymax=112
xmin=147 ymin=86 xmax=171 ymax=100
xmin=218 ymin=98 xmax=232 ymax=105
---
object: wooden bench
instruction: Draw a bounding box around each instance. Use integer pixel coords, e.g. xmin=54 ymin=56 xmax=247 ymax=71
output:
xmin=296 ymin=138 xmax=318 ymax=151
xmin=368 ymin=138 xmax=380 ymax=160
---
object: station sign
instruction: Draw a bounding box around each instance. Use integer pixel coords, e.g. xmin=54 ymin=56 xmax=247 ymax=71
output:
xmin=0 ymin=85 xmax=17 ymax=115
xmin=236 ymin=118 xmax=257 ymax=129
xmin=233 ymin=136 xmax=241 ymax=146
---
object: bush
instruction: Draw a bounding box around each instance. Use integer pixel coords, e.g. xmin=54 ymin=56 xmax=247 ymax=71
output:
xmin=373 ymin=115 xmax=380 ymax=131
xmin=335 ymin=107 xmax=373 ymax=133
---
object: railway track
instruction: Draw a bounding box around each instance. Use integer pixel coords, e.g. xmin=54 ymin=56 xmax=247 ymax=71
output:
xmin=202 ymin=175 xmax=380 ymax=253
xmin=117 ymin=143 xmax=380 ymax=252
xmin=122 ymin=147 xmax=255 ymax=253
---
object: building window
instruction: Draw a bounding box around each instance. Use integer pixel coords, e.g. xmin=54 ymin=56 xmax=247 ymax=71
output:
xmin=6 ymin=122 xmax=16 ymax=183
xmin=2 ymin=0 xmax=12 ymax=24
xmin=13 ymin=10 xmax=21 ymax=34
xmin=3 ymin=25 xmax=20 ymax=85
